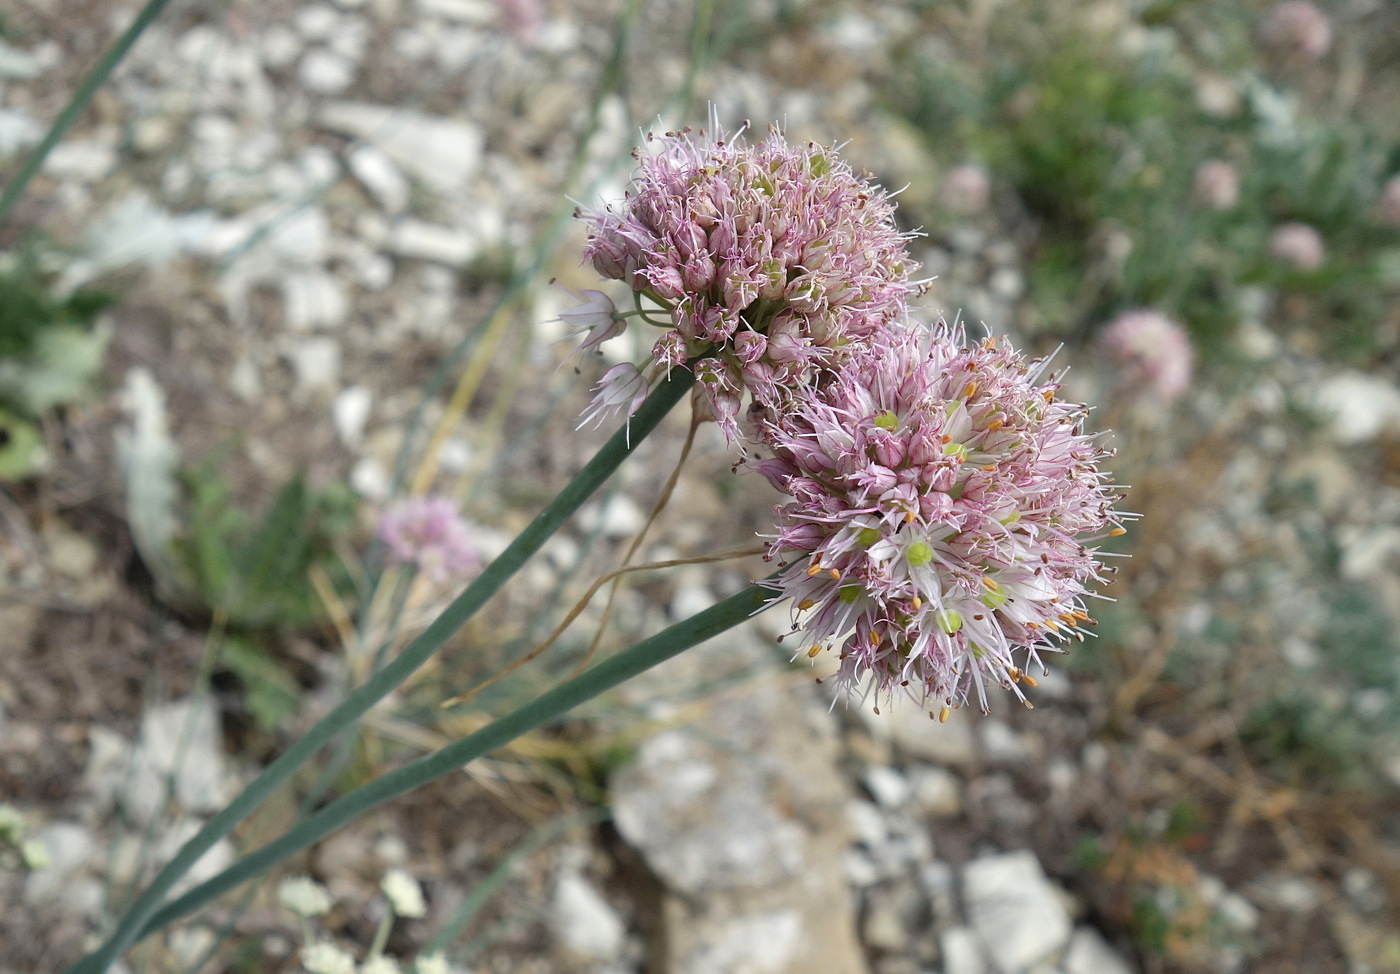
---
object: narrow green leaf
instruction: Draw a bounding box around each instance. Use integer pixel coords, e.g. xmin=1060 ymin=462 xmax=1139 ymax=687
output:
xmin=64 ymin=368 xmax=695 ymax=974
xmin=134 ymin=579 xmax=777 ymax=940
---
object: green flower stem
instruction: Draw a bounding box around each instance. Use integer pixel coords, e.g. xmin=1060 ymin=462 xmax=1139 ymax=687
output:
xmin=0 ymin=0 xmax=178 ymax=227
xmin=64 ymin=369 xmax=695 ymax=974
xmin=132 ymin=579 xmax=778 ymax=943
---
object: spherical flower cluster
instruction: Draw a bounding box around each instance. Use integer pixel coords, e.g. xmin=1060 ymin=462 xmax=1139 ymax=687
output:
xmin=1193 ymin=159 xmax=1240 ymax=211
xmin=1259 ymin=0 xmax=1331 ymax=61
xmin=376 ymin=495 xmax=481 ymax=583
xmin=755 ymin=322 xmax=1126 ymax=714
xmin=1268 ymin=221 xmax=1326 ymax=271
xmin=1098 ymin=309 xmax=1194 ymax=403
xmin=580 ymin=123 xmax=918 ymax=437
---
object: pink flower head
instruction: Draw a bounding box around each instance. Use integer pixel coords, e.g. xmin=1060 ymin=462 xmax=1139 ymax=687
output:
xmin=1268 ymin=221 xmax=1325 ymax=271
xmin=377 ymin=495 xmax=481 ymax=582
xmin=940 ymin=164 xmax=991 ymax=215
xmin=756 ymin=321 xmax=1127 ymax=716
xmin=579 ymin=122 xmax=919 ymax=439
xmin=1380 ymin=174 xmax=1400 ymax=227
xmin=1259 ymin=1 xmax=1331 ymax=61
xmin=1193 ymin=160 xmax=1240 ymax=211
xmin=1098 ymin=309 xmax=1193 ymax=402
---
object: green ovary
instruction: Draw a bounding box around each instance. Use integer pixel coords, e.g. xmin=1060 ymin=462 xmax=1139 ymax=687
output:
xmin=980 ymin=587 xmax=1008 ymax=610
xmin=857 ymin=527 xmax=881 ymax=547
xmin=873 ymin=410 xmax=899 ymax=430
xmin=906 ymin=541 xmax=934 ymax=567
xmin=839 ymin=584 xmax=862 ymax=604
xmin=936 ymin=609 xmax=963 ymax=634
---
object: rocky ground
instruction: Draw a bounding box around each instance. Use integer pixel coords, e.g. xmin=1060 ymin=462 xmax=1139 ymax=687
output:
xmin=3 ymin=0 xmax=1400 ymax=972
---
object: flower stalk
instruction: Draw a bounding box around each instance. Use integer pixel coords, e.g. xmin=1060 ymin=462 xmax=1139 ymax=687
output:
xmin=125 ymin=580 xmax=778 ymax=945
xmin=65 ymin=368 xmax=695 ymax=974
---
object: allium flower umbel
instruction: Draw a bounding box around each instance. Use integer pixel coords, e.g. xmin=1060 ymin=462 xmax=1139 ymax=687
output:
xmin=1098 ymin=309 xmax=1194 ymax=403
xmin=377 ymin=495 xmax=481 ymax=583
xmin=580 ymin=124 xmax=918 ymax=437
xmin=756 ymin=322 xmax=1127 ymax=715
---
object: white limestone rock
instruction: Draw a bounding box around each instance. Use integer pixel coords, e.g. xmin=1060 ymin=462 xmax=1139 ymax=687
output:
xmin=963 ymin=850 xmax=1073 ymax=973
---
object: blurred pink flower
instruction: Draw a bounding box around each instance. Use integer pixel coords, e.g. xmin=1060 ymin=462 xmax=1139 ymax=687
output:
xmin=580 ymin=122 xmax=918 ymax=439
xmin=1268 ymin=221 xmax=1326 ymax=271
xmin=1260 ymin=1 xmax=1331 ymax=61
xmin=494 ymin=0 xmax=544 ymax=45
xmin=1380 ymin=174 xmax=1400 ymax=227
xmin=940 ymin=164 xmax=991 ymax=215
xmin=1193 ymin=160 xmax=1240 ymax=211
xmin=377 ymin=495 xmax=481 ymax=582
xmin=1098 ymin=309 xmax=1194 ymax=403
xmin=756 ymin=321 xmax=1125 ymax=715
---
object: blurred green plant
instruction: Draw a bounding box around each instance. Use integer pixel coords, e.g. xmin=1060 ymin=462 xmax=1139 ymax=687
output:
xmin=886 ymin=3 xmax=1400 ymax=363
xmin=175 ymin=461 xmax=357 ymax=629
xmin=0 ymin=247 xmax=115 ymax=477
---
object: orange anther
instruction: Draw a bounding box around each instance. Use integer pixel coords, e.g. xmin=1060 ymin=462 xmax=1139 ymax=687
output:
xmin=982 ymin=576 xmax=1000 ymax=591
xmin=807 ymin=644 xmax=823 ymax=658
xmin=798 ymin=599 xmax=816 ymax=610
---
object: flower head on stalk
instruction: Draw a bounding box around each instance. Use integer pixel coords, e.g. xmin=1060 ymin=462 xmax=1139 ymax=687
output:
xmin=578 ymin=121 xmax=919 ymax=438
xmin=755 ymin=321 xmax=1128 ymax=715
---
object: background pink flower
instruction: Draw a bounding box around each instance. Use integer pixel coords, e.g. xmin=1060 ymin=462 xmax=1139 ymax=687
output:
xmin=377 ymin=495 xmax=481 ymax=582
xmin=1098 ymin=309 xmax=1194 ymax=403
xmin=1380 ymin=174 xmax=1400 ymax=227
xmin=1259 ymin=1 xmax=1332 ymax=61
xmin=1268 ymin=221 xmax=1326 ymax=271
xmin=1193 ymin=160 xmax=1240 ymax=211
